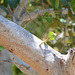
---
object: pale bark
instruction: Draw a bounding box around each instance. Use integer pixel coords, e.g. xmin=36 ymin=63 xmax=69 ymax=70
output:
xmin=0 ymin=49 xmax=12 ymax=75
xmin=0 ymin=15 xmax=75 ymax=75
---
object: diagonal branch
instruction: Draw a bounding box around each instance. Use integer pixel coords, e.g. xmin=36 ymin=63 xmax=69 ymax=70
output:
xmin=0 ymin=15 xmax=75 ymax=75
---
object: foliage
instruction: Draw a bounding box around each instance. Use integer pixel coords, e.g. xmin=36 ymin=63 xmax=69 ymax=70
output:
xmin=45 ymin=15 xmax=52 ymax=23
xmin=48 ymin=31 xmax=56 ymax=40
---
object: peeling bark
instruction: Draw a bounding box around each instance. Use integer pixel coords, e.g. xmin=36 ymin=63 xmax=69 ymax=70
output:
xmin=0 ymin=15 xmax=75 ymax=75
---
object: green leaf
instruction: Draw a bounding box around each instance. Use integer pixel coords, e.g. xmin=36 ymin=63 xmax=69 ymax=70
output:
xmin=68 ymin=2 xmax=72 ymax=8
xmin=55 ymin=0 xmax=59 ymax=9
xmin=56 ymin=28 xmax=62 ymax=32
xmin=0 ymin=45 xmax=5 ymax=51
xmin=44 ymin=12 xmax=49 ymax=16
xmin=62 ymin=0 xmax=68 ymax=7
xmin=48 ymin=31 xmax=56 ymax=41
xmin=48 ymin=31 xmax=54 ymax=37
xmin=50 ymin=36 xmax=56 ymax=40
xmin=37 ymin=16 xmax=42 ymax=21
xmin=4 ymin=0 xmax=20 ymax=8
xmin=45 ymin=15 xmax=52 ymax=23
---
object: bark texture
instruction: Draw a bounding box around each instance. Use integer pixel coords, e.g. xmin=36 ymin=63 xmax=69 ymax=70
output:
xmin=0 ymin=15 xmax=75 ymax=75
xmin=0 ymin=49 xmax=12 ymax=75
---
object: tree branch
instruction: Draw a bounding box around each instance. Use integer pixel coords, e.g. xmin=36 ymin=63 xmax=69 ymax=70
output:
xmin=20 ymin=8 xmax=75 ymax=25
xmin=7 ymin=4 xmax=13 ymax=21
xmin=14 ymin=0 xmax=29 ymax=19
xmin=0 ymin=15 xmax=75 ymax=75
xmin=13 ymin=0 xmax=29 ymax=25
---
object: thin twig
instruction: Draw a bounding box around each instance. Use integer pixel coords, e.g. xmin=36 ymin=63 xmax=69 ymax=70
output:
xmin=7 ymin=4 xmax=14 ymax=21
xmin=39 ymin=38 xmax=49 ymax=47
xmin=14 ymin=0 xmax=29 ymax=19
xmin=64 ymin=17 xmax=70 ymax=47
